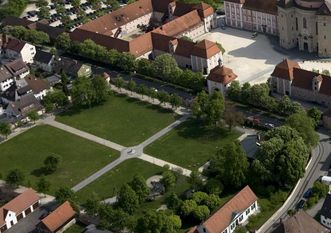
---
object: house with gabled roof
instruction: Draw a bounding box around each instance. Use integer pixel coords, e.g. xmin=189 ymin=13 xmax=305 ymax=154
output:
xmin=33 ymin=50 xmax=55 ymax=73
xmin=4 ymin=37 xmax=36 ymax=64
xmin=188 ymin=186 xmax=258 ymax=233
xmin=4 ymin=58 xmax=30 ymax=80
xmin=271 ymin=59 xmax=331 ymax=107
xmin=37 ymin=201 xmax=76 ymax=233
xmin=0 ymin=66 xmax=14 ymax=92
xmin=0 ymin=188 xmax=40 ymax=233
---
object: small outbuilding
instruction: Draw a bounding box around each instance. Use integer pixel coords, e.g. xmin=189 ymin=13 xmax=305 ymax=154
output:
xmin=37 ymin=201 xmax=76 ymax=233
xmin=207 ymin=64 xmax=237 ymax=95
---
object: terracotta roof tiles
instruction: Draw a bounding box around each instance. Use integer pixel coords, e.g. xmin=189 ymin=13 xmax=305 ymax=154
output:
xmin=0 ymin=189 xmax=39 ymax=226
xmin=271 ymin=59 xmax=301 ymax=81
xmin=207 ymin=65 xmax=238 ymax=85
xmin=202 ymin=186 xmax=257 ymax=233
xmin=41 ymin=201 xmax=76 ymax=232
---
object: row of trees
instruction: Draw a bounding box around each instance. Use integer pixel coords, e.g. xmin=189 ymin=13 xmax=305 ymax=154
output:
xmin=56 ymin=33 xmax=205 ymax=92
xmin=114 ymin=76 xmax=183 ymax=109
xmin=227 ymin=81 xmax=304 ymax=116
xmin=4 ymin=26 xmax=50 ymax=46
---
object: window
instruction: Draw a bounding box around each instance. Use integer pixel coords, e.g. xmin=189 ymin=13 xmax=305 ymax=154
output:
xmin=324 ymin=23 xmax=326 ymax=26
xmin=231 ymin=223 xmax=235 ymax=230
xmin=325 ymin=35 xmax=327 ymax=39
xmin=246 ymin=208 xmax=251 ymax=215
xmin=316 ymin=22 xmax=318 ymax=35
xmin=239 ymin=215 xmax=243 ymax=221
xmin=303 ymin=17 xmax=307 ymax=29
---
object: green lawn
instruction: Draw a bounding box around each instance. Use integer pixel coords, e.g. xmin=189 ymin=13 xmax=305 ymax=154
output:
xmin=0 ymin=125 xmax=119 ymax=194
xmin=64 ymin=223 xmax=85 ymax=233
xmin=76 ymin=158 xmax=167 ymax=203
xmin=145 ymin=119 xmax=241 ymax=170
xmin=56 ymin=94 xmax=177 ymax=146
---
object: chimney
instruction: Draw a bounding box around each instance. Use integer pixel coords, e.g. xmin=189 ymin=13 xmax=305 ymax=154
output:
xmin=218 ymin=58 xmax=223 ymax=67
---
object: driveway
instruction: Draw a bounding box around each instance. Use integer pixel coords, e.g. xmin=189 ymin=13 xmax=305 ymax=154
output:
xmin=194 ymin=27 xmax=318 ymax=84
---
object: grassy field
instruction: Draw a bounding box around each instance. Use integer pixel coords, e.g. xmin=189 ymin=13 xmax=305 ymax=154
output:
xmin=145 ymin=119 xmax=241 ymax=170
xmin=0 ymin=125 xmax=119 ymax=194
xmin=76 ymin=158 xmax=167 ymax=203
xmin=56 ymin=94 xmax=177 ymax=146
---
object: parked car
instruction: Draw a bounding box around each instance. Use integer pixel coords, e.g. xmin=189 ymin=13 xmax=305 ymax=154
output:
xmin=303 ymin=188 xmax=313 ymax=199
xmin=296 ymin=199 xmax=306 ymax=210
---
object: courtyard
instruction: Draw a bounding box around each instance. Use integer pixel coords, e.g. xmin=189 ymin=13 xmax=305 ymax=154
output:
xmin=0 ymin=125 xmax=119 ymax=194
xmin=195 ymin=27 xmax=323 ymax=84
xmin=56 ymin=94 xmax=177 ymax=147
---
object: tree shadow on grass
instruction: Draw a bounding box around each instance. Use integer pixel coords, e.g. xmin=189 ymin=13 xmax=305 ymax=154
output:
xmin=30 ymin=167 xmax=47 ymax=177
xmin=177 ymin=119 xmax=232 ymax=142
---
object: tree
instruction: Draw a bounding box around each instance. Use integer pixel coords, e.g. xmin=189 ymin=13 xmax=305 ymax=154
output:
xmin=152 ymin=54 xmax=181 ymax=82
xmin=43 ymin=89 xmax=68 ymax=109
xmin=84 ymin=193 xmax=100 ymax=216
xmin=27 ymin=111 xmax=39 ymax=123
xmin=192 ymin=90 xmax=209 ymax=120
xmin=71 ymin=76 xmax=96 ymax=108
xmin=188 ymin=170 xmax=203 ymax=191
xmin=44 ymin=155 xmax=61 ymax=174
xmin=38 ymin=6 xmax=50 ymax=19
xmin=165 ymin=192 xmax=182 ymax=211
xmin=137 ymin=58 xmax=152 ymax=76
xmin=0 ymin=122 xmax=11 ymax=139
xmin=235 ymin=226 xmax=247 ymax=233
xmin=157 ymin=91 xmax=170 ymax=105
xmin=56 ymin=33 xmax=71 ymax=51
xmin=227 ymin=80 xmax=241 ymax=101
xmin=161 ymin=170 xmax=177 ymax=192
xmin=37 ymin=176 xmax=51 ymax=194
xmin=137 ymin=84 xmax=148 ymax=98
xmin=192 ymin=205 xmax=210 ymax=221
xmin=36 ymin=0 xmax=48 ymax=7
xmin=208 ymin=141 xmax=248 ymax=188
xmin=252 ymin=126 xmax=309 ymax=188
xmin=127 ymin=79 xmax=136 ymax=95
xmin=223 ymin=103 xmax=244 ymax=131
xmin=170 ymin=95 xmax=182 ymax=109
xmin=6 ymin=169 xmax=25 ymax=187
xmin=180 ymin=199 xmax=197 ymax=217
xmin=128 ymin=174 xmax=149 ymax=203
xmin=116 ymin=184 xmax=139 ymax=214
xmin=205 ymin=178 xmax=223 ymax=195
xmin=307 ymin=107 xmax=322 ymax=128
xmin=286 ymin=113 xmax=319 ymax=148
xmin=135 ymin=211 xmax=181 ymax=233
xmin=312 ymin=181 xmax=329 ymax=199
xmin=114 ymin=76 xmax=125 ymax=92
xmin=116 ymin=52 xmax=136 ymax=72
xmin=55 ymin=186 xmax=75 ymax=204
xmin=205 ymin=91 xmax=225 ymax=126
xmin=92 ymin=75 xmax=108 ymax=104
xmin=4 ymin=26 xmax=50 ymax=45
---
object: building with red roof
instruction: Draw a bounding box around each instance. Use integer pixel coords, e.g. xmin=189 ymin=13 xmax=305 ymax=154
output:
xmin=207 ymin=62 xmax=238 ymax=95
xmin=188 ymin=186 xmax=258 ymax=233
xmin=271 ymin=59 xmax=331 ymax=107
xmin=37 ymin=201 xmax=76 ymax=233
xmin=0 ymin=188 xmax=40 ymax=232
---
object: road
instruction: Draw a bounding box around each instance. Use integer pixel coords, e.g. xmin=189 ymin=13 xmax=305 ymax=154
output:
xmin=260 ymin=129 xmax=331 ymax=233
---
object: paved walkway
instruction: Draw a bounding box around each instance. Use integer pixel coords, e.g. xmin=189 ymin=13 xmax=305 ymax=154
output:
xmin=139 ymin=153 xmax=192 ymax=176
xmin=40 ymin=113 xmax=191 ymax=192
xmin=43 ymin=116 xmax=124 ymax=151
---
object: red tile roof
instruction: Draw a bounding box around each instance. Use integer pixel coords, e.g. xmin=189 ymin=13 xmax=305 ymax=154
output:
xmin=25 ymin=75 xmax=50 ymax=94
xmin=5 ymin=38 xmax=26 ymax=52
xmin=191 ymin=40 xmax=220 ymax=59
xmin=271 ymin=59 xmax=301 ymax=81
xmin=0 ymin=189 xmax=39 ymax=226
xmin=41 ymin=201 xmax=76 ymax=232
xmin=207 ymin=65 xmax=238 ymax=85
xmin=202 ymin=186 xmax=257 ymax=233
